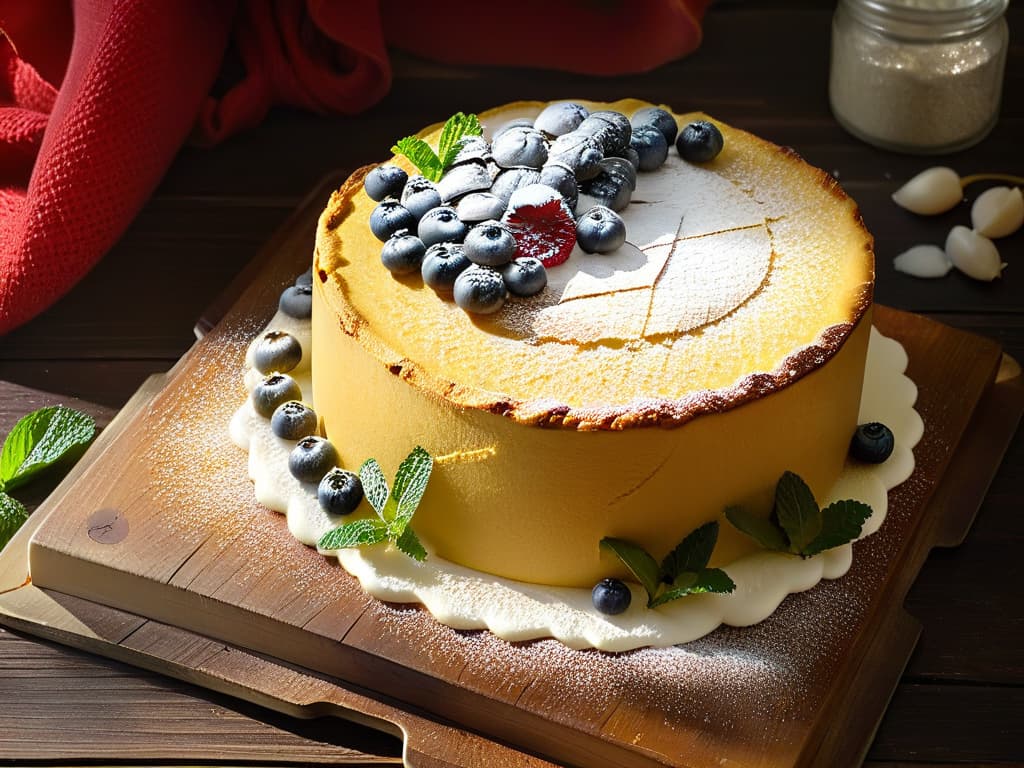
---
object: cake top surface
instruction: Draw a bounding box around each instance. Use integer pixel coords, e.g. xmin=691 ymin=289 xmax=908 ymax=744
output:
xmin=315 ymin=99 xmax=874 ymax=429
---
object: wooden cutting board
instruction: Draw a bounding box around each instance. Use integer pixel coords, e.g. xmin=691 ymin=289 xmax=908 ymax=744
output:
xmin=4 ymin=177 xmax=1023 ymax=768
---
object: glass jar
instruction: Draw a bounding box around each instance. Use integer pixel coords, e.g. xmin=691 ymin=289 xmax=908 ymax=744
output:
xmin=829 ymin=0 xmax=1009 ymax=154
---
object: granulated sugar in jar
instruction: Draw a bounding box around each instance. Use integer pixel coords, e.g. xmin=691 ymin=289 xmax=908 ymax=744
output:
xmin=829 ymin=0 xmax=1008 ymax=154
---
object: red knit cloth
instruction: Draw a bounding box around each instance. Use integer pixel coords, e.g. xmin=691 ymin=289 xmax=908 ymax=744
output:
xmin=0 ymin=0 xmax=710 ymax=335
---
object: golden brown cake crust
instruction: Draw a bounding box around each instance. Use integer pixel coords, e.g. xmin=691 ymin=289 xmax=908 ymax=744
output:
xmin=316 ymin=144 xmax=874 ymax=432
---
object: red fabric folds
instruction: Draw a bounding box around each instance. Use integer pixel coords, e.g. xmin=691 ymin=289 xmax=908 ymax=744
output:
xmin=0 ymin=0 xmax=709 ymax=335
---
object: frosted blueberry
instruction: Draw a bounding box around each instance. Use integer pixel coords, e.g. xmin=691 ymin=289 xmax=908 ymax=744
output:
xmin=289 ymin=436 xmax=339 ymax=484
xmin=436 ymin=162 xmax=492 ymax=203
xmin=252 ymin=373 xmax=302 ymax=419
xmin=491 ymin=126 xmax=548 ymax=169
xmin=453 ymin=264 xmax=508 ymax=314
xmin=490 ymin=168 xmax=542 ymax=204
xmin=253 ymin=330 xmax=302 ymax=375
xmin=457 ymin=192 xmax=507 ymax=223
xmin=576 ymin=206 xmax=627 ymax=253
xmin=539 ymin=163 xmax=579 ymax=211
xmin=364 ymin=164 xmax=408 ymax=201
xmin=548 ymin=132 xmax=603 ymax=180
xmin=400 ymin=175 xmax=442 ymax=221
xmin=318 ymin=468 xmax=364 ymax=516
xmin=270 ymin=401 xmax=318 ymax=441
xmin=464 ymin=220 xmax=518 ymax=266
xmin=380 ymin=229 xmax=426 ymax=275
xmin=417 ymin=206 xmax=468 ymax=248
xmin=421 ymin=242 xmax=471 ymax=295
xmin=631 ymin=106 xmax=678 ymax=145
xmin=279 ymin=284 xmax=313 ymax=319
xmin=534 ymin=102 xmax=589 ymax=137
xmin=501 ymin=257 xmax=547 ymax=297
xmin=629 ymin=125 xmax=669 ymax=171
xmin=369 ymin=200 xmax=416 ymax=241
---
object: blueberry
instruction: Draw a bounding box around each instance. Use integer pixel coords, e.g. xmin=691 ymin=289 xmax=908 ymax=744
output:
xmin=421 ymin=242 xmax=471 ymax=295
xmin=463 ymin=220 xmax=518 ymax=267
xmin=318 ymin=467 xmax=364 ymax=516
xmin=539 ymin=163 xmax=579 ymax=211
xmin=252 ymin=373 xmax=302 ymax=418
xmin=850 ymin=422 xmax=895 ymax=463
xmin=592 ymin=578 xmax=631 ymax=615
xmin=548 ymin=132 xmax=603 ymax=180
xmin=491 ymin=126 xmax=548 ymax=169
xmin=579 ymin=170 xmax=632 ymax=212
xmin=677 ymin=120 xmax=724 ymax=163
xmin=492 ymin=117 xmax=535 ymax=140
xmin=616 ymin=147 xmax=641 ymax=172
xmin=450 ymin=135 xmax=490 ymax=166
xmin=457 ymin=192 xmax=507 ymax=223
xmin=534 ymin=102 xmax=589 ymax=137
xmin=279 ymin=284 xmax=312 ymax=319
xmin=417 ymin=206 xmax=468 ymax=247
xmin=631 ymin=107 xmax=678 ymax=146
xmin=380 ymin=229 xmax=426 ymax=275
xmin=253 ymin=330 xmax=302 ymax=374
xmin=436 ymin=162 xmax=492 ymax=203
xmin=369 ymin=200 xmax=416 ymax=242
xmin=629 ymin=126 xmax=669 ymax=172
xmin=490 ymin=167 xmax=542 ymax=204
xmin=501 ymin=257 xmax=547 ymax=297
xmin=577 ymin=111 xmax=631 ymax=154
xmin=294 ymin=267 xmax=313 ymax=287
xmin=364 ymin=164 xmax=408 ymax=201
xmin=598 ymin=157 xmax=637 ymax=191
xmin=289 ymin=435 xmax=339 ymax=484
xmin=270 ymin=400 xmax=318 ymax=440
xmin=576 ymin=206 xmax=627 ymax=253
xmin=453 ymin=265 xmax=508 ymax=314
xmin=401 ymin=175 xmax=442 ymax=221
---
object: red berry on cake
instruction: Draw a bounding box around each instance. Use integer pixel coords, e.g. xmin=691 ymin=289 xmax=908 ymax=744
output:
xmin=501 ymin=184 xmax=577 ymax=268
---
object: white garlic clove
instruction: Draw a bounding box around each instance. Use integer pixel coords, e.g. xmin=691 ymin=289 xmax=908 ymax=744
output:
xmin=971 ymin=186 xmax=1024 ymax=238
xmin=893 ymin=244 xmax=953 ymax=278
xmin=945 ymin=225 xmax=1005 ymax=281
xmin=891 ymin=167 xmax=963 ymax=215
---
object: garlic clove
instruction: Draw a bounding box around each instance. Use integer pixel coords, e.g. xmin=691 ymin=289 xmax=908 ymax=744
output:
xmin=893 ymin=244 xmax=953 ymax=278
xmin=945 ymin=225 xmax=1004 ymax=281
xmin=971 ymin=186 xmax=1024 ymax=238
xmin=891 ymin=167 xmax=963 ymax=215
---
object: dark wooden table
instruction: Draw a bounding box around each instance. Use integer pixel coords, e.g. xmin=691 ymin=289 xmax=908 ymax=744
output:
xmin=1 ymin=2 xmax=1021 ymax=765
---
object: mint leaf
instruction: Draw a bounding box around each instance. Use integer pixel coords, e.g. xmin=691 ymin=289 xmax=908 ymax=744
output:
xmin=324 ymin=448 xmax=434 ymax=562
xmin=649 ymin=569 xmax=735 ymax=607
xmin=391 ymin=136 xmax=442 ymax=182
xmin=358 ymin=458 xmax=390 ymax=518
xmin=726 ymin=505 xmax=788 ymax=552
xmin=802 ymin=499 xmax=872 ymax=557
xmin=774 ymin=471 xmax=821 ymax=555
xmin=318 ymin=518 xmax=388 ymax=550
xmin=0 ymin=406 xmax=95 ymax=492
xmin=600 ymin=537 xmax=661 ymax=600
xmin=0 ymin=492 xmax=28 ymax=551
xmin=437 ymin=112 xmax=482 ymax=170
xmin=395 ymin=525 xmax=427 ymax=562
xmin=391 ymin=446 xmax=432 ymax=530
xmin=661 ymin=521 xmax=718 ymax=580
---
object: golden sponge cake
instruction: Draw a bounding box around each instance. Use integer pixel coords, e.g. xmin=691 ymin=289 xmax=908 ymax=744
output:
xmin=312 ymin=99 xmax=874 ymax=588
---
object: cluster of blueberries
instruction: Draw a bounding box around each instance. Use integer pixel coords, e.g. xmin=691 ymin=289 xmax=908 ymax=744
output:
xmin=365 ymin=102 xmax=724 ymax=315
xmin=249 ymin=279 xmax=366 ymax=518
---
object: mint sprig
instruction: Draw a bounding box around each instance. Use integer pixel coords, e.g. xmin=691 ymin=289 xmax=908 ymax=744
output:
xmin=318 ymin=446 xmax=433 ymax=561
xmin=0 ymin=405 xmax=96 ymax=551
xmin=726 ymin=471 xmax=872 ymax=558
xmin=601 ymin=521 xmax=736 ymax=608
xmin=391 ymin=112 xmax=482 ymax=182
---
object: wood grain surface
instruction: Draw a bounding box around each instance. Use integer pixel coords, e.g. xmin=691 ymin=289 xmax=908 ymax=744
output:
xmin=1 ymin=1 xmax=1022 ymax=766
